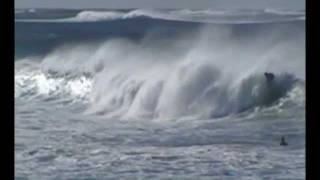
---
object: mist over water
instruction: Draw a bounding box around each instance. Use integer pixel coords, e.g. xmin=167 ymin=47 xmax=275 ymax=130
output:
xmin=15 ymin=9 xmax=305 ymax=179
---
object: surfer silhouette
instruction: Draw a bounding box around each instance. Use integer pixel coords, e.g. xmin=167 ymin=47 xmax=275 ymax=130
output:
xmin=264 ymin=72 xmax=275 ymax=83
xmin=280 ymin=136 xmax=288 ymax=146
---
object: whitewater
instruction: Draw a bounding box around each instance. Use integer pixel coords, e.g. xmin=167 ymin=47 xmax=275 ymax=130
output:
xmin=15 ymin=9 xmax=305 ymax=179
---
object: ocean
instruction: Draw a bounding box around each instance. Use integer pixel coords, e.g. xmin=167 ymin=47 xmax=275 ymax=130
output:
xmin=15 ymin=8 xmax=305 ymax=179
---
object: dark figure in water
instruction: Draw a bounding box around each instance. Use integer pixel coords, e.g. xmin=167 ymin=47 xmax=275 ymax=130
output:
xmin=264 ymin=72 xmax=275 ymax=83
xmin=280 ymin=136 xmax=288 ymax=146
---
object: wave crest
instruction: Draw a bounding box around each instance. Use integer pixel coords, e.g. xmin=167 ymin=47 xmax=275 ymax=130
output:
xmin=74 ymin=11 xmax=124 ymax=22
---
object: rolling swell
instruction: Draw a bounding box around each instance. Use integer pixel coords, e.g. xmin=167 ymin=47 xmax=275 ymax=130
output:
xmin=15 ymin=9 xmax=305 ymax=23
xmin=15 ymin=16 xmax=304 ymax=59
xmin=15 ymin=17 xmax=202 ymax=59
xmin=15 ymin=21 xmax=305 ymax=120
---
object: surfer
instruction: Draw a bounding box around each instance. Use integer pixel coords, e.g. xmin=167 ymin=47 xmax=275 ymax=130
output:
xmin=280 ymin=136 xmax=288 ymax=146
xmin=264 ymin=72 xmax=275 ymax=83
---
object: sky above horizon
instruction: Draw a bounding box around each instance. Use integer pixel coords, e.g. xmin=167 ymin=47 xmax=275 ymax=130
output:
xmin=15 ymin=0 xmax=305 ymax=10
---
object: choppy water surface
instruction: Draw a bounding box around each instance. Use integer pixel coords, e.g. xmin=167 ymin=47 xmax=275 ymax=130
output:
xmin=15 ymin=8 xmax=305 ymax=179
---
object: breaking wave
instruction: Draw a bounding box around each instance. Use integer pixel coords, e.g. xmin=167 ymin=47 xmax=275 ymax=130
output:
xmin=15 ymin=25 xmax=305 ymax=120
xmin=15 ymin=58 xmax=304 ymax=120
xmin=15 ymin=60 xmax=92 ymax=105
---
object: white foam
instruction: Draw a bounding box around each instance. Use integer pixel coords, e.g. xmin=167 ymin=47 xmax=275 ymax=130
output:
xmin=72 ymin=11 xmax=124 ymax=22
xmin=15 ymin=67 xmax=92 ymax=103
xmin=15 ymin=25 xmax=305 ymax=119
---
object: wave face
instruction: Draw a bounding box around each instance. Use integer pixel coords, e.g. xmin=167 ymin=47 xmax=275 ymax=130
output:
xmin=15 ymin=20 xmax=305 ymax=120
xmin=15 ymin=9 xmax=305 ymax=179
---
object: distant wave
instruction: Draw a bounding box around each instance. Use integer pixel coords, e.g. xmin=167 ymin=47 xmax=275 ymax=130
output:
xmin=263 ymin=8 xmax=305 ymax=16
xmin=15 ymin=9 xmax=25 ymax=14
xmin=15 ymin=9 xmax=305 ymax=24
xmin=72 ymin=11 xmax=125 ymax=21
xmin=15 ymin=8 xmax=37 ymax=14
